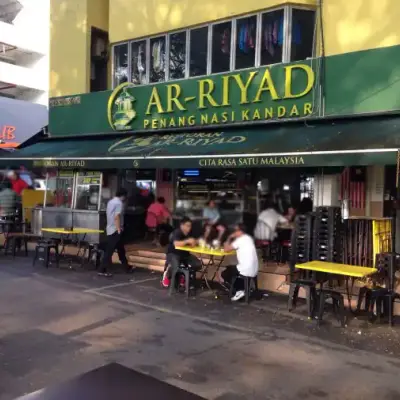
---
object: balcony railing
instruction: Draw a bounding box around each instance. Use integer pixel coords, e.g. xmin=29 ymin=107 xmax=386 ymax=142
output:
xmin=0 ymin=60 xmax=46 ymax=92
xmin=0 ymin=0 xmax=22 ymax=24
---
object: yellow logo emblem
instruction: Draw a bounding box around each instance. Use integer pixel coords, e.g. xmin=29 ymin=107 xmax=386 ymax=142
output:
xmin=107 ymin=82 xmax=137 ymax=131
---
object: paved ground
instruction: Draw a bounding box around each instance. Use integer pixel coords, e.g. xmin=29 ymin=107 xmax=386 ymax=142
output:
xmin=1 ymin=257 xmax=400 ymax=400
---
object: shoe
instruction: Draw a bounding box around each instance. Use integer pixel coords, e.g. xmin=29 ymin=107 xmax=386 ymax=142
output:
xmin=231 ymin=290 xmax=245 ymax=301
xmin=162 ymin=272 xmax=170 ymax=288
xmin=98 ymin=272 xmax=113 ymax=278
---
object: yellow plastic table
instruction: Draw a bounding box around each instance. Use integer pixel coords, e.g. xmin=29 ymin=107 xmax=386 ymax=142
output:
xmin=295 ymin=261 xmax=377 ymax=278
xmin=41 ymin=227 xmax=104 ymax=268
xmin=175 ymin=246 xmax=236 ymax=257
xmin=175 ymin=246 xmax=236 ymax=290
xmin=41 ymin=228 xmax=104 ymax=234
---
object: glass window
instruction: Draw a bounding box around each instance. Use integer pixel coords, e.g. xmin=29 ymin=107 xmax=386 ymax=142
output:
xmin=189 ymin=27 xmax=208 ymax=77
xmin=235 ymin=16 xmax=257 ymax=70
xmin=47 ymin=172 xmax=74 ymax=208
xmin=169 ymin=31 xmax=186 ymax=80
xmin=211 ymin=21 xmax=232 ymax=74
xmin=131 ymin=40 xmax=147 ymax=85
xmin=291 ymin=9 xmax=315 ymax=62
xmin=75 ymin=172 xmax=102 ymax=211
xmin=260 ymin=9 xmax=284 ymax=66
xmin=150 ymin=36 xmax=166 ymax=83
xmin=113 ymin=43 xmax=128 ymax=86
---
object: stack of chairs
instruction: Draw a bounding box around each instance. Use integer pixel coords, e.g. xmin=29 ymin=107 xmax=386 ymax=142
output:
xmin=288 ymin=214 xmax=317 ymax=319
xmin=312 ymin=207 xmax=343 ymax=263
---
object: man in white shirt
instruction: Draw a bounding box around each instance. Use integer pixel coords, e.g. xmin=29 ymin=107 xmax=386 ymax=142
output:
xmin=99 ymin=188 xmax=129 ymax=277
xmin=221 ymin=224 xmax=259 ymax=301
xmin=254 ymin=205 xmax=288 ymax=241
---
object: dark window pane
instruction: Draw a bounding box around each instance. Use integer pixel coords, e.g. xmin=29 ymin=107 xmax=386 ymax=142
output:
xmin=150 ymin=36 xmax=166 ymax=83
xmin=291 ymin=9 xmax=315 ymax=61
xmin=113 ymin=44 xmax=128 ymax=86
xmin=235 ymin=16 xmax=257 ymax=70
xmin=190 ymin=27 xmax=208 ymax=77
xmin=131 ymin=40 xmax=147 ymax=85
xmin=212 ymin=21 xmax=231 ymax=74
xmin=260 ymin=10 xmax=284 ymax=66
xmin=169 ymin=31 xmax=186 ymax=80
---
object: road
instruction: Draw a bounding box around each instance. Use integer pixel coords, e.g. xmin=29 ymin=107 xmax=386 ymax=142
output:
xmin=0 ymin=258 xmax=400 ymax=399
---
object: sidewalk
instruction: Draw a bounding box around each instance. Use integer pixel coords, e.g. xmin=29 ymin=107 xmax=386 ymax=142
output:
xmin=1 ymin=257 xmax=400 ymax=399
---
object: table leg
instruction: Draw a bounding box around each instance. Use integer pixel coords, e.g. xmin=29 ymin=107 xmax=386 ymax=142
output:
xmin=199 ymin=256 xmax=214 ymax=291
xmin=203 ymin=256 xmax=225 ymax=293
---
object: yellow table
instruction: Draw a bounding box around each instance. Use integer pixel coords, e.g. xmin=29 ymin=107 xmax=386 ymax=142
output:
xmin=42 ymin=228 xmax=104 ymax=234
xmin=175 ymin=246 xmax=236 ymax=257
xmin=41 ymin=227 xmax=104 ymax=268
xmin=175 ymin=246 xmax=236 ymax=290
xmin=295 ymin=261 xmax=377 ymax=278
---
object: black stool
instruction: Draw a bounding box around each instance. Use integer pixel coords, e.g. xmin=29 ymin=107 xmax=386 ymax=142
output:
xmin=33 ymin=240 xmax=59 ymax=268
xmin=357 ymin=286 xmax=399 ymax=323
xmin=169 ymin=263 xmax=196 ymax=298
xmin=229 ymin=274 xmax=259 ymax=303
xmin=317 ymin=289 xmax=346 ymax=327
xmin=5 ymin=235 xmax=29 ymax=258
xmin=255 ymin=240 xmax=272 ymax=262
xmin=81 ymin=242 xmax=104 ymax=268
xmin=288 ymin=279 xmax=317 ymax=319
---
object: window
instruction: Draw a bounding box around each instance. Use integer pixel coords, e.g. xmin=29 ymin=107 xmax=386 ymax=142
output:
xmin=111 ymin=7 xmax=315 ymax=88
xmin=212 ymin=21 xmax=232 ymax=74
xmin=113 ymin=43 xmax=128 ymax=86
xmin=291 ymin=9 xmax=315 ymax=62
xmin=260 ymin=9 xmax=284 ymax=66
xmin=131 ymin=40 xmax=147 ymax=85
xmin=150 ymin=36 xmax=166 ymax=83
xmin=189 ymin=27 xmax=208 ymax=77
xmin=235 ymin=16 xmax=257 ymax=70
xmin=169 ymin=31 xmax=186 ymax=80
xmin=46 ymin=172 xmax=74 ymax=208
xmin=75 ymin=172 xmax=102 ymax=211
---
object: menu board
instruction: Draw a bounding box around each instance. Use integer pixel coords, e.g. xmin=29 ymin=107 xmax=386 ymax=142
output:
xmin=77 ymin=171 xmax=101 ymax=185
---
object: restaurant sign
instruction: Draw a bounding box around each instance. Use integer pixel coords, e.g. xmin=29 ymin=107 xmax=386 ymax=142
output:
xmin=108 ymin=63 xmax=315 ymax=131
xmin=49 ymin=61 xmax=316 ymax=136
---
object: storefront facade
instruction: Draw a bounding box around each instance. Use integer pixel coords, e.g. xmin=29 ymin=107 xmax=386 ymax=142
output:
xmin=4 ymin=0 xmax=400 ymax=233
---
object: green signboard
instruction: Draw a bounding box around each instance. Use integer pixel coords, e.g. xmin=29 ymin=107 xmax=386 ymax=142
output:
xmin=50 ymin=61 xmax=317 ymax=136
xmin=49 ymin=45 xmax=400 ymax=137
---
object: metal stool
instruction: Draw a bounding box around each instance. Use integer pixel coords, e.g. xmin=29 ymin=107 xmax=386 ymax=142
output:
xmin=229 ymin=274 xmax=259 ymax=303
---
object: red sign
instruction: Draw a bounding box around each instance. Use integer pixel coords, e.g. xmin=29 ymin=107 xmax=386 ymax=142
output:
xmin=0 ymin=125 xmax=16 ymax=140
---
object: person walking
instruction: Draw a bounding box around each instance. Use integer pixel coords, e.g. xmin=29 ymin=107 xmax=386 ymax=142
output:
xmin=99 ymin=188 xmax=129 ymax=277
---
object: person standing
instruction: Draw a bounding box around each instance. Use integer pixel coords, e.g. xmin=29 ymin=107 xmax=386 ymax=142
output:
xmin=0 ymin=180 xmax=18 ymax=218
xmin=99 ymin=188 xmax=129 ymax=277
xmin=7 ymin=171 xmax=28 ymax=195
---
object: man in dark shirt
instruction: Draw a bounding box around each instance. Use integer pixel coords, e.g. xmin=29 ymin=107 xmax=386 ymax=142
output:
xmin=162 ymin=217 xmax=202 ymax=288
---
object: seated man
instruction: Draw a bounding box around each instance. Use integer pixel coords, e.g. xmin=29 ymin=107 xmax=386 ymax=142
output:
xmin=220 ymin=223 xmax=259 ymax=301
xmin=146 ymin=196 xmax=173 ymax=245
xmin=162 ymin=217 xmax=202 ymax=288
xmin=202 ymin=200 xmax=226 ymax=244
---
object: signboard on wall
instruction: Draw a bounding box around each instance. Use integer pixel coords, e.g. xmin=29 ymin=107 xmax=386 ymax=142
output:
xmin=49 ymin=61 xmax=317 ymax=136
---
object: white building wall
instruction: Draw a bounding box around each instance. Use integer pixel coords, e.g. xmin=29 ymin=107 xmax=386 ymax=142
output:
xmin=0 ymin=0 xmax=49 ymax=105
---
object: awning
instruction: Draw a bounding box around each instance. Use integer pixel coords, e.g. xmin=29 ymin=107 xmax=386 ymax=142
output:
xmin=0 ymin=97 xmax=48 ymax=148
xmin=1 ymin=115 xmax=399 ymax=169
